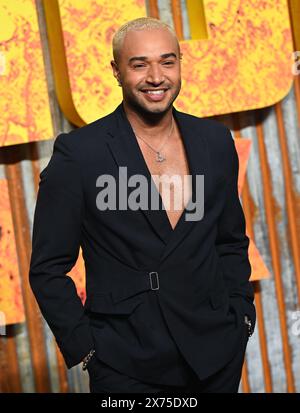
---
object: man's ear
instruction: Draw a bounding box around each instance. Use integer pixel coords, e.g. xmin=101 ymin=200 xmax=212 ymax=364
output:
xmin=111 ymin=60 xmax=122 ymax=86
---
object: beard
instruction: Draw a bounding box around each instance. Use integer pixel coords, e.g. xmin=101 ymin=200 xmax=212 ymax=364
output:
xmin=122 ymin=80 xmax=181 ymax=122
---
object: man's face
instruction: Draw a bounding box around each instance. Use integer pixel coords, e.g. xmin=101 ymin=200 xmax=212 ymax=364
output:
xmin=111 ymin=28 xmax=181 ymax=116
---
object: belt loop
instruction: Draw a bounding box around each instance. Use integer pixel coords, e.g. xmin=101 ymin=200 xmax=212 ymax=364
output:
xmin=149 ymin=271 xmax=159 ymax=290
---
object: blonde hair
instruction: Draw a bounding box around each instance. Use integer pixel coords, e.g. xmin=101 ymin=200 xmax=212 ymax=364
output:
xmin=112 ymin=17 xmax=181 ymax=64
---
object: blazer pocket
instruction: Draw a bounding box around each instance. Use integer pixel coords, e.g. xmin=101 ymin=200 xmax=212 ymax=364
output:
xmin=87 ymin=292 xmax=142 ymax=315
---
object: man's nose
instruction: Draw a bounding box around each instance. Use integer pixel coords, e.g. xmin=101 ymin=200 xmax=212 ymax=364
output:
xmin=146 ymin=64 xmax=165 ymax=84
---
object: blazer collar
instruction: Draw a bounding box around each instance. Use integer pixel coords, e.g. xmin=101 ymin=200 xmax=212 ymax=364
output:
xmin=105 ymin=101 xmax=212 ymax=263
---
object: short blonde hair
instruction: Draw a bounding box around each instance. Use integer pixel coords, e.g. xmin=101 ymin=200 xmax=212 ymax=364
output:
xmin=112 ymin=17 xmax=181 ymax=64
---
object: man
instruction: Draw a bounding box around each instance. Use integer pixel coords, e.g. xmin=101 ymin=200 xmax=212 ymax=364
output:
xmin=29 ymin=17 xmax=256 ymax=393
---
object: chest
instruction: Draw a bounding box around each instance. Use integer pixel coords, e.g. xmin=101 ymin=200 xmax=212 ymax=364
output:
xmin=136 ymin=132 xmax=193 ymax=229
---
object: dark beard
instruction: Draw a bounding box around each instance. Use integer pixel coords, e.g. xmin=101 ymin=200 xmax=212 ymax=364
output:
xmin=123 ymin=84 xmax=181 ymax=126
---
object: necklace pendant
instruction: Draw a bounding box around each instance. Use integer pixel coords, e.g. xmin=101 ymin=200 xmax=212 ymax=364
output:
xmin=156 ymin=152 xmax=165 ymax=162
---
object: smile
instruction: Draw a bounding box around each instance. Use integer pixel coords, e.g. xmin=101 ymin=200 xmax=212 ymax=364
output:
xmin=141 ymin=89 xmax=168 ymax=101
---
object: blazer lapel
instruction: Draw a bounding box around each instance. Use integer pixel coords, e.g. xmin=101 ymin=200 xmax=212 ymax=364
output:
xmin=158 ymin=106 xmax=212 ymax=263
xmin=105 ymin=102 xmax=172 ymax=244
xmin=105 ymin=102 xmax=212 ymax=260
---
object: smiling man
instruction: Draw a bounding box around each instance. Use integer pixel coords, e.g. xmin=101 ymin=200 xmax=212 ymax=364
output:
xmin=29 ymin=17 xmax=256 ymax=394
xmin=110 ymin=19 xmax=194 ymax=230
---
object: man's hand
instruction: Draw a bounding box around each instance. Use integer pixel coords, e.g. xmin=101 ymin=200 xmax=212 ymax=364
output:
xmin=244 ymin=314 xmax=254 ymax=338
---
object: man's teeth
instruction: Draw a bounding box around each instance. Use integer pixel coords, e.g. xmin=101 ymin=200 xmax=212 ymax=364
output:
xmin=145 ymin=90 xmax=165 ymax=94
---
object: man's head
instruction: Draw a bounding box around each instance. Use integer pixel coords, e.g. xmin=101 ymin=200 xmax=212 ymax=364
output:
xmin=111 ymin=17 xmax=182 ymax=118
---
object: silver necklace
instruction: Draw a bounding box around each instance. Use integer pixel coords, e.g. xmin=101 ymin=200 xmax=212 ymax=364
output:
xmin=133 ymin=117 xmax=174 ymax=162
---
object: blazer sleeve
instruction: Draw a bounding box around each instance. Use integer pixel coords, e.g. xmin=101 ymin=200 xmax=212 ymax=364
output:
xmin=29 ymin=132 xmax=94 ymax=369
xmin=215 ymin=127 xmax=256 ymax=330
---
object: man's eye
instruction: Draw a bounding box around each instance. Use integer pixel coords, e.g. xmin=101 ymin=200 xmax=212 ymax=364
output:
xmin=133 ymin=64 xmax=145 ymax=68
xmin=163 ymin=61 xmax=175 ymax=65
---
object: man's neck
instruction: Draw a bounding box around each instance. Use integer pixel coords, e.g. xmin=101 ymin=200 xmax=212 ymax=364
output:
xmin=122 ymin=101 xmax=174 ymax=140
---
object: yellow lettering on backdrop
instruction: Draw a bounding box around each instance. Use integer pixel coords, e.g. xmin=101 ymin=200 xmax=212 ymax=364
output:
xmin=0 ymin=179 xmax=25 ymax=325
xmin=43 ymin=0 xmax=147 ymax=126
xmin=0 ymin=1 xmax=295 ymax=144
xmin=180 ymin=0 xmax=294 ymax=116
xmin=44 ymin=0 xmax=294 ymax=125
xmin=0 ymin=0 xmax=53 ymax=147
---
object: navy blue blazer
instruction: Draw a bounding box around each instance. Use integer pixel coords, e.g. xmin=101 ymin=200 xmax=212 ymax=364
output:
xmin=29 ymin=102 xmax=256 ymax=386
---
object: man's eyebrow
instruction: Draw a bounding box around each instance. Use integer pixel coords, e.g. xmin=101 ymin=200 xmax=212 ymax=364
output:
xmin=128 ymin=52 xmax=177 ymax=64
